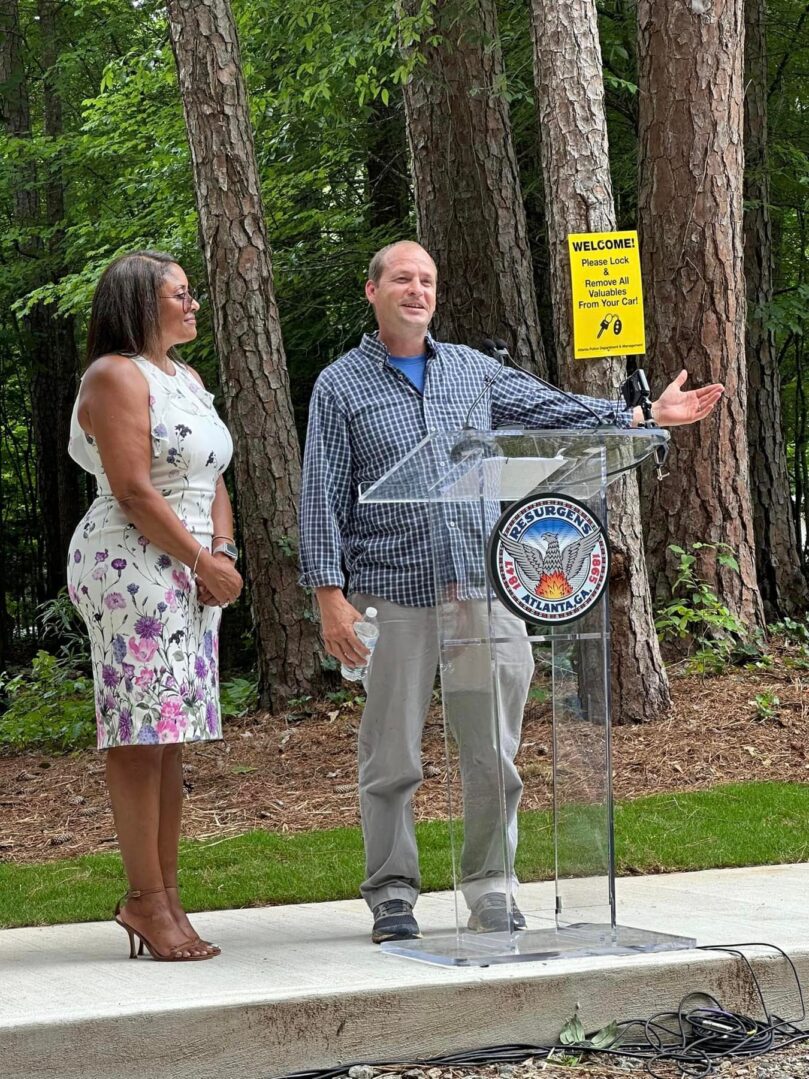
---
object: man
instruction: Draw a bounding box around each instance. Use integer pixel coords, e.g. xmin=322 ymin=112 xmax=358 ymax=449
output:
xmin=299 ymin=241 xmax=723 ymax=944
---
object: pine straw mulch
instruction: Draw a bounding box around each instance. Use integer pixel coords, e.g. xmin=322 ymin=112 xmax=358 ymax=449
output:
xmin=332 ymin=1044 xmax=809 ymax=1079
xmin=0 ymin=651 xmax=807 ymax=866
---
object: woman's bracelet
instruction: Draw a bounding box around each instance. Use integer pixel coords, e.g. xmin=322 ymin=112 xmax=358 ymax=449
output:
xmin=212 ymin=534 xmax=234 ymax=543
xmin=192 ymin=544 xmax=205 ymax=577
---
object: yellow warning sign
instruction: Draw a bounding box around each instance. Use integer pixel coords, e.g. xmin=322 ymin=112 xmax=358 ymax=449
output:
xmin=568 ymin=230 xmax=646 ymax=359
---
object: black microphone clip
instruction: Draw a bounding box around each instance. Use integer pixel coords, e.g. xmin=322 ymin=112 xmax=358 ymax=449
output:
xmin=620 ymin=369 xmax=655 ymax=426
xmin=481 ymin=337 xmax=510 ymax=361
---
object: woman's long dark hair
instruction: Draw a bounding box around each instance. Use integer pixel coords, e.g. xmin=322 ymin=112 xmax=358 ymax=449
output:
xmin=85 ymin=250 xmax=180 ymax=367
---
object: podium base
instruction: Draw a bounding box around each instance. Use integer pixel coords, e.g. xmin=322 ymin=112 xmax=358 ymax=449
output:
xmin=380 ymin=922 xmax=696 ymax=967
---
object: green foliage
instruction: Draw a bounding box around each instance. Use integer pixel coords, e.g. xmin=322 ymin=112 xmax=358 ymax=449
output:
xmin=324 ymin=688 xmax=357 ymax=705
xmin=770 ymin=616 xmax=809 ymax=671
xmin=528 ymin=685 xmax=550 ymax=704
xmin=0 ymin=651 xmax=95 ymax=754
xmin=286 ymin=693 xmax=315 ymax=717
xmin=770 ymin=615 xmax=809 ymax=647
xmin=558 ymin=1015 xmax=586 ymax=1047
xmin=751 ymin=691 xmax=781 ymax=722
xmin=37 ymin=590 xmax=91 ymax=667
xmin=655 ymin=544 xmax=747 ymax=674
xmin=219 ymin=675 xmax=259 ymax=718
xmin=558 ymin=1012 xmax=619 ymax=1056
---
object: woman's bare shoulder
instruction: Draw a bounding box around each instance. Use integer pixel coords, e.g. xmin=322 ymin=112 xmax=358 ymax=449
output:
xmin=82 ymin=354 xmax=149 ymax=394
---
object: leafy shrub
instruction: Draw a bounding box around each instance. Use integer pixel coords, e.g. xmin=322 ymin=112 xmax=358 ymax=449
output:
xmin=37 ymin=590 xmax=91 ymax=667
xmin=767 ymin=615 xmax=809 ymax=670
xmin=219 ymin=675 xmax=259 ymax=717
xmin=655 ymin=543 xmax=747 ymax=675
xmin=0 ymin=650 xmax=96 ymax=753
xmin=751 ymin=691 xmax=780 ymax=722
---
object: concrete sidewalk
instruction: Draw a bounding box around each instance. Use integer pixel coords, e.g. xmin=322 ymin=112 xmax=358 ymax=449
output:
xmin=2 ymin=864 xmax=807 ymax=1079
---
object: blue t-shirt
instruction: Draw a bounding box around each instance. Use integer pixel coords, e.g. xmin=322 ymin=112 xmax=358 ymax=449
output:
xmin=388 ymin=353 xmax=426 ymax=394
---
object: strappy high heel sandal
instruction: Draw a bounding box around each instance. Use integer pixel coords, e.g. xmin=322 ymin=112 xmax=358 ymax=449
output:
xmin=165 ymin=884 xmax=220 ymax=954
xmin=114 ymin=887 xmax=218 ymax=961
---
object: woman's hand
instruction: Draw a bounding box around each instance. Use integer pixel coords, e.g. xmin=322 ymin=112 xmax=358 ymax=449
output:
xmin=196 ymin=551 xmax=243 ymax=607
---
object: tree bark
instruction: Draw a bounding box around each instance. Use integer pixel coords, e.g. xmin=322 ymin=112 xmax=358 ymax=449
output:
xmin=367 ymin=98 xmax=410 ymax=233
xmin=1 ymin=0 xmax=81 ymax=601
xmin=744 ymin=0 xmax=808 ymax=617
xmin=637 ymin=0 xmax=764 ymax=630
xmin=530 ymin=0 xmax=670 ymax=724
xmin=165 ymin=0 xmax=321 ymax=708
xmin=796 ymin=338 xmax=808 ymax=566
xmin=402 ymin=0 xmax=547 ymax=375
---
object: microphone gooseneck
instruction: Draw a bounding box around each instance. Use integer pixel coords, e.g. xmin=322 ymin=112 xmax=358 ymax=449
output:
xmin=484 ymin=337 xmax=610 ymax=428
xmin=461 ymin=338 xmax=507 ymax=429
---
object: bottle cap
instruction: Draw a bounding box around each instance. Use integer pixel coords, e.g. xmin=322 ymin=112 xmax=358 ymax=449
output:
xmin=365 ymin=606 xmax=377 ymax=618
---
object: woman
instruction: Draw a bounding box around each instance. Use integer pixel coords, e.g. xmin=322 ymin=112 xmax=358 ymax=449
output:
xmin=67 ymin=251 xmax=243 ymax=961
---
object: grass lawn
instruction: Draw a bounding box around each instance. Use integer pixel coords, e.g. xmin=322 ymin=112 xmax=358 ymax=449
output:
xmin=1 ymin=780 xmax=808 ymax=929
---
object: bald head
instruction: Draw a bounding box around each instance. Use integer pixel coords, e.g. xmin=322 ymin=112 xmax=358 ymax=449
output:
xmin=368 ymin=241 xmax=436 ymax=285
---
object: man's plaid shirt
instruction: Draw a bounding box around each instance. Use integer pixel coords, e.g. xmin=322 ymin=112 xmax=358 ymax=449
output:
xmin=299 ymin=332 xmax=631 ymax=607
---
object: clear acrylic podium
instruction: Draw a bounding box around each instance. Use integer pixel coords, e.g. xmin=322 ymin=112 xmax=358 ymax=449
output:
xmin=358 ymin=427 xmax=696 ymax=966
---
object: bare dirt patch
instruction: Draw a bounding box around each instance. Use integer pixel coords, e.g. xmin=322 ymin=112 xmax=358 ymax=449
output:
xmin=0 ymin=657 xmax=806 ymax=865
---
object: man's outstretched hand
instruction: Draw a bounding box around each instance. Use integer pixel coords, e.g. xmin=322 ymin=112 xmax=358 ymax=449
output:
xmin=640 ymin=369 xmax=724 ymax=428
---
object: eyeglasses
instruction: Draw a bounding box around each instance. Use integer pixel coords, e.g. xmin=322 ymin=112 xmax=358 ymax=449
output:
xmin=160 ymin=287 xmax=198 ymax=312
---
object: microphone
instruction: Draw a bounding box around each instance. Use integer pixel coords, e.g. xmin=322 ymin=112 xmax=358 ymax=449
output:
xmin=461 ymin=339 xmax=508 ymax=429
xmin=452 ymin=338 xmax=511 ymax=462
xmin=482 ymin=337 xmax=611 ymax=428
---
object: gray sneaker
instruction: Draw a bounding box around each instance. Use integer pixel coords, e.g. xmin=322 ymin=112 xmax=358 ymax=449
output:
xmin=467 ymin=892 xmax=527 ymax=933
xmin=371 ymin=899 xmax=421 ymax=944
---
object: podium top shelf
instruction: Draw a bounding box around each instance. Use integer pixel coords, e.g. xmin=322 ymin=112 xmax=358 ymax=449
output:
xmin=359 ymin=426 xmax=669 ymax=504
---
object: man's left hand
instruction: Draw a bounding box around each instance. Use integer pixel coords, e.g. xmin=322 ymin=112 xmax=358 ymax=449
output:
xmin=647 ymin=369 xmax=724 ymax=427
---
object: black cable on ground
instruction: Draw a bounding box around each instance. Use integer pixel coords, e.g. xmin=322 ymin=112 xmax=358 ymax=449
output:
xmin=273 ymin=942 xmax=809 ymax=1079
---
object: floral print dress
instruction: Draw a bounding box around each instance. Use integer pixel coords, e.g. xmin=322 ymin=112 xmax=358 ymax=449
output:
xmin=67 ymin=355 xmax=233 ymax=749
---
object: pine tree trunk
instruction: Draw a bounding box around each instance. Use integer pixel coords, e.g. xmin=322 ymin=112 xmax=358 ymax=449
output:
xmin=166 ymin=0 xmax=321 ymax=708
xmin=402 ymin=0 xmax=547 ymax=375
xmin=796 ymin=340 xmax=808 ymax=565
xmin=1 ymin=0 xmax=80 ymax=600
xmin=530 ymin=0 xmax=670 ymax=723
xmin=744 ymin=0 xmax=808 ymax=617
xmin=34 ymin=0 xmax=82 ymax=593
xmin=637 ymin=0 xmax=764 ymax=630
xmin=367 ymin=98 xmax=410 ymax=233
xmin=29 ymin=310 xmax=80 ymax=598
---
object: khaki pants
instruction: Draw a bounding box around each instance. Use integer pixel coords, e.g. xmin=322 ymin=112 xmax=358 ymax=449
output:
xmin=351 ymin=594 xmax=534 ymax=910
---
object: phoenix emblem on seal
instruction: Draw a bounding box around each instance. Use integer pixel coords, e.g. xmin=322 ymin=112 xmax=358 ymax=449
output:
xmin=486 ymin=494 xmax=610 ymax=624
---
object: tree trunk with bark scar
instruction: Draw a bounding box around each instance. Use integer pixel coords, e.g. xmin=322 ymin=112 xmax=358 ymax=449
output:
xmin=530 ymin=0 xmax=670 ymax=723
xmin=402 ymin=0 xmax=547 ymax=375
xmin=744 ymin=0 xmax=808 ymax=617
xmin=637 ymin=0 xmax=764 ymax=631
xmin=166 ymin=0 xmax=321 ymax=708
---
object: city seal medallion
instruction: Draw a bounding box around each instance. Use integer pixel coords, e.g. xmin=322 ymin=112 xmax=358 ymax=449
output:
xmin=486 ymin=493 xmax=610 ymax=625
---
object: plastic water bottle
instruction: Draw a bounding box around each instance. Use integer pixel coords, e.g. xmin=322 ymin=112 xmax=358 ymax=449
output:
xmin=340 ymin=607 xmax=379 ymax=682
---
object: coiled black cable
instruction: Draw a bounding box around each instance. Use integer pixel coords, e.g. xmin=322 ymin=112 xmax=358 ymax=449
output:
xmin=273 ymin=942 xmax=808 ymax=1079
